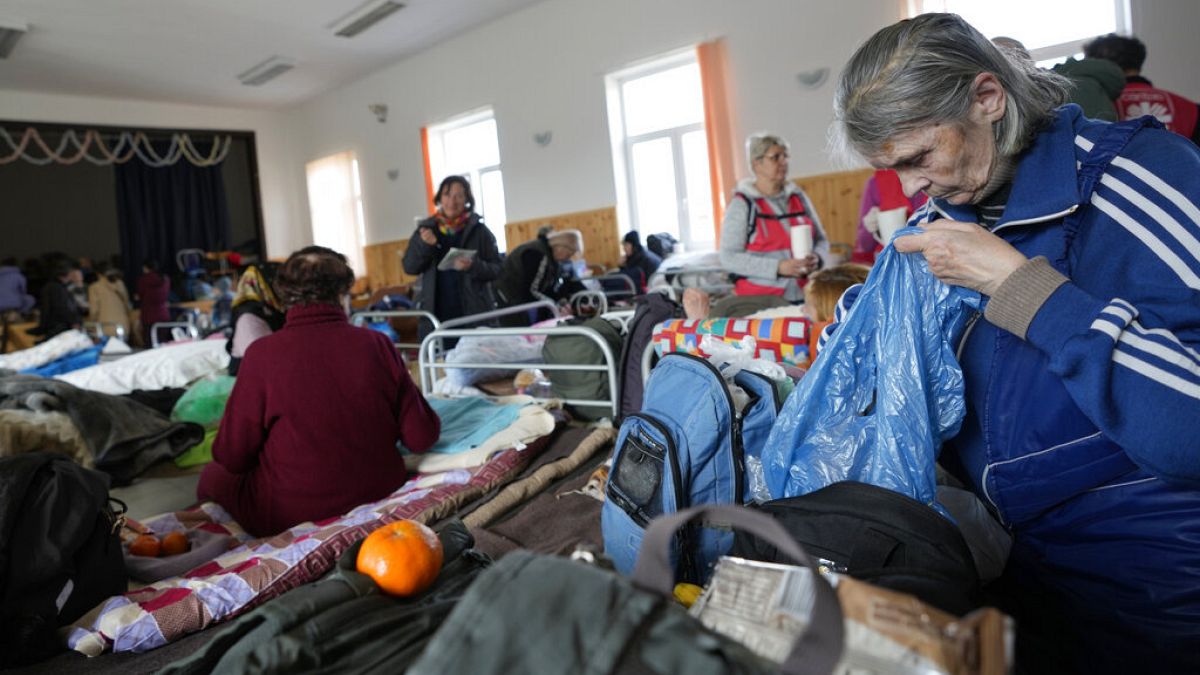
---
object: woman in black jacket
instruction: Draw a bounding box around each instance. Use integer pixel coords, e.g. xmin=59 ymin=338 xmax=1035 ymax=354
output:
xmin=402 ymin=176 xmax=501 ymax=332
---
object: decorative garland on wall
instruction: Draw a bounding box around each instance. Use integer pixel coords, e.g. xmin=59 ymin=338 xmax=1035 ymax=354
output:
xmin=0 ymin=127 xmax=233 ymax=167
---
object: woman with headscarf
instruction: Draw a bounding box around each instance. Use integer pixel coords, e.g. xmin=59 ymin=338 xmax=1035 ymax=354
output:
xmin=226 ymin=263 xmax=285 ymax=375
xmin=832 ymin=14 xmax=1200 ymax=672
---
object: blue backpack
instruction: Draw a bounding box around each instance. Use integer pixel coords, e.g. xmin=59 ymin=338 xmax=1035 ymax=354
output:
xmin=602 ymin=351 xmax=781 ymax=583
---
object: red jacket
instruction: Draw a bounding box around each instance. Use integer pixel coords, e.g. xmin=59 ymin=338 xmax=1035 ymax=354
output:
xmin=202 ymin=303 xmax=439 ymax=536
xmin=1117 ymin=77 xmax=1200 ymax=143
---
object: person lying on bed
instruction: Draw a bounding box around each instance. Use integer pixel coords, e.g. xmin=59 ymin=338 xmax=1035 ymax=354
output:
xmin=197 ymin=246 xmax=440 ymax=537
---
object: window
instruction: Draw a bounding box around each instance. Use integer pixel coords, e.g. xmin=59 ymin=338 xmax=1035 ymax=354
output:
xmin=305 ymin=151 xmax=366 ymax=276
xmin=606 ymin=51 xmax=714 ymax=252
xmin=426 ymin=108 xmax=507 ymax=250
xmin=909 ymin=0 xmax=1131 ymax=65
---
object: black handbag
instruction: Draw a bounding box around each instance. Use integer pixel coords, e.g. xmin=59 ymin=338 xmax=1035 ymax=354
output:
xmin=0 ymin=452 xmax=127 ymax=667
xmin=731 ymin=481 xmax=980 ymax=615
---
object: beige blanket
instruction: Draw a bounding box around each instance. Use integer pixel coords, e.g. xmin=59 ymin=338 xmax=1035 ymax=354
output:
xmin=0 ymin=409 xmax=91 ymax=466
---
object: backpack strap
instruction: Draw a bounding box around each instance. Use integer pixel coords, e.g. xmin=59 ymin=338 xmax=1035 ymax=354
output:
xmin=1057 ymin=115 xmax=1163 ymax=273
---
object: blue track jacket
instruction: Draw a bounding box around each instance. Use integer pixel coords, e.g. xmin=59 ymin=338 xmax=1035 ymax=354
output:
xmin=828 ymin=106 xmax=1200 ymax=672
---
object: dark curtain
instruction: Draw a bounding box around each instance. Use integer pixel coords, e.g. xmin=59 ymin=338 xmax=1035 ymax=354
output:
xmin=115 ymin=141 xmax=232 ymax=284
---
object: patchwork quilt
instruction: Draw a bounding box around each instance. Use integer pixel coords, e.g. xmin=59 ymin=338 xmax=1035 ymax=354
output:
xmin=68 ymin=433 xmax=554 ymax=656
xmin=652 ymin=316 xmax=813 ymax=368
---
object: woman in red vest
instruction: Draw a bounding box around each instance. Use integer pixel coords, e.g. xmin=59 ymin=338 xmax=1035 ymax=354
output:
xmin=718 ymin=133 xmax=830 ymax=302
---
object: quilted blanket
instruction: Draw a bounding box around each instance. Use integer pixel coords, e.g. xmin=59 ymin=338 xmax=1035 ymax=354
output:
xmin=68 ymin=433 xmax=555 ymax=656
xmin=652 ymin=316 xmax=813 ymax=368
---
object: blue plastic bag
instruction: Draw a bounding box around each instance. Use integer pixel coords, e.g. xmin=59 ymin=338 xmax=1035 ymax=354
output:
xmin=762 ymin=228 xmax=981 ymax=511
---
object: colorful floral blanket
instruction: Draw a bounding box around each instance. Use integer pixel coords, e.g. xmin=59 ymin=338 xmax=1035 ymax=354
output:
xmin=652 ymin=316 xmax=813 ymax=368
xmin=68 ymin=434 xmax=553 ymax=656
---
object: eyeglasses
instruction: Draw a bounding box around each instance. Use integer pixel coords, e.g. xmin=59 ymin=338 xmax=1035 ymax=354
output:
xmin=761 ymin=151 xmax=789 ymax=162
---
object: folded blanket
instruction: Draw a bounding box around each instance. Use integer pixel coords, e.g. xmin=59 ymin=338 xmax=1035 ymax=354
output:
xmin=0 ymin=375 xmax=204 ymax=484
xmin=0 ymin=330 xmax=93 ymax=371
xmin=404 ymin=400 xmax=556 ymax=473
xmin=419 ymin=397 xmax=524 ymax=455
xmin=19 ymin=343 xmax=104 ymax=377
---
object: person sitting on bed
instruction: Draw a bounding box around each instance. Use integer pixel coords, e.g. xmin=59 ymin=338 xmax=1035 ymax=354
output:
xmin=197 ymin=246 xmax=440 ymax=537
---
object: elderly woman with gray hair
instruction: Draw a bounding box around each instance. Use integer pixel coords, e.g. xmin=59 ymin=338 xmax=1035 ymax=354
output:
xmin=832 ymin=13 xmax=1200 ymax=673
xmin=718 ymin=133 xmax=829 ymax=305
xmin=495 ymin=228 xmax=586 ymax=326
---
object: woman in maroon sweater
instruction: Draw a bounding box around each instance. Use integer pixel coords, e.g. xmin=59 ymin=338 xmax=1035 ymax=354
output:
xmin=197 ymin=246 xmax=440 ymax=536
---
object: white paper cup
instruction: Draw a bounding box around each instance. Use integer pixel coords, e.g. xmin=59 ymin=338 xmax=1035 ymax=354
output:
xmin=876 ymin=206 xmax=908 ymax=245
xmin=790 ymin=224 xmax=813 ymax=259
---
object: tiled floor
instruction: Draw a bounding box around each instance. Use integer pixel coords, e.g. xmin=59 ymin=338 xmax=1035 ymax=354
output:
xmin=111 ymin=469 xmax=203 ymax=521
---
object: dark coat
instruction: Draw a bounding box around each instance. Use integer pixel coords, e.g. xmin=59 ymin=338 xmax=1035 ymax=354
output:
xmin=495 ymin=235 xmax=584 ymax=309
xmin=198 ymin=304 xmax=440 ymax=537
xmin=620 ymin=245 xmax=663 ymax=292
xmin=31 ymin=279 xmax=81 ymax=340
xmin=402 ymin=213 xmax=501 ymax=323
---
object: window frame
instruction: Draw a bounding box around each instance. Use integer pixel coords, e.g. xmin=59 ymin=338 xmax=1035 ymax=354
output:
xmin=304 ymin=150 xmax=367 ymax=276
xmin=906 ymin=0 xmax=1132 ymax=64
xmin=607 ymin=49 xmax=713 ymax=251
xmin=426 ymin=107 xmax=507 ymax=249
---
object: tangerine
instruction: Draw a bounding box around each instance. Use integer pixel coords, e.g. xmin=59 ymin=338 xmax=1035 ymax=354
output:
xmin=129 ymin=534 xmax=161 ymax=557
xmin=355 ymin=520 xmax=443 ymax=597
xmin=161 ymin=531 xmax=190 ymax=556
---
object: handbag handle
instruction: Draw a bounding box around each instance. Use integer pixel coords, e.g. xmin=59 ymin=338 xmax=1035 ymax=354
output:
xmin=631 ymin=505 xmax=844 ymax=675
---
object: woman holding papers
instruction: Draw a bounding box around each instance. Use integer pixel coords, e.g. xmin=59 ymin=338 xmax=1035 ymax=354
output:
xmin=403 ymin=175 xmax=501 ymax=330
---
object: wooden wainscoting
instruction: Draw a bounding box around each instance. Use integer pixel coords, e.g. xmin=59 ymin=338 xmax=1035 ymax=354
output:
xmin=504 ymin=206 xmax=621 ymax=270
xmin=794 ymin=168 xmax=874 ymax=248
xmin=359 ymin=171 xmax=869 ymax=293
xmin=363 ymin=238 xmax=418 ymax=292
xmin=361 ymin=206 xmax=621 ymax=292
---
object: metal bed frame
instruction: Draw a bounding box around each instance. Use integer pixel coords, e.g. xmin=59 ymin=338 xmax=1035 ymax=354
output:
xmin=647 ymin=265 xmax=734 ymax=297
xmin=416 ymin=301 xmax=624 ymax=418
xmin=82 ymin=321 xmax=127 ymax=343
xmin=349 ymin=309 xmax=441 ymax=352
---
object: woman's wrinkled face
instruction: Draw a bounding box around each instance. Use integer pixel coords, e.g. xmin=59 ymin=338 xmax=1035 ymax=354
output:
xmin=867 ymin=73 xmax=1008 ymax=206
xmin=869 ymin=119 xmax=997 ymax=206
xmin=751 ymin=145 xmax=789 ymax=186
xmin=439 ymin=183 xmax=467 ymax=219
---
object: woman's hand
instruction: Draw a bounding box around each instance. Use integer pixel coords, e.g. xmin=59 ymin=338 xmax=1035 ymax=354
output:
xmin=892 ymin=220 xmax=1028 ymax=295
xmin=419 ymin=227 xmax=438 ymax=246
xmin=453 ymin=256 xmax=473 ymax=271
xmin=777 ymin=255 xmax=820 ymax=278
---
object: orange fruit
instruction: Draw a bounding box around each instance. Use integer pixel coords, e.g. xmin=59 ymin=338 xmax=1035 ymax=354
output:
xmin=355 ymin=520 xmax=443 ymax=597
xmin=129 ymin=534 xmax=161 ymax=557
xmin=161 ymin=531 xmax=190 ymax=556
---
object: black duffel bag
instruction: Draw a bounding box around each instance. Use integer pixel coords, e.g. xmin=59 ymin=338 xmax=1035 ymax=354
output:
xmin=731 ymin=481 xmax=980 ymax=615
xmin=0 ymin=452 xmax=127 ymax=667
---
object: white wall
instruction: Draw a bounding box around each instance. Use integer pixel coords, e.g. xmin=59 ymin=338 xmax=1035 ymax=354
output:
xmin=288 ymin=0 xmax=904 ymax=248
xmin=0 ymin=89 xmax=305 ymax=258
xmin=1131 ymin=0 xmax=1200 ymax=99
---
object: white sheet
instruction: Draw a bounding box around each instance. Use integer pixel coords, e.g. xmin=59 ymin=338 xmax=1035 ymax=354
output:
xmin=56 ymin=339 xmax=230 ymax=395
xmin=0 ymin=330 xmax=94 ymax=371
